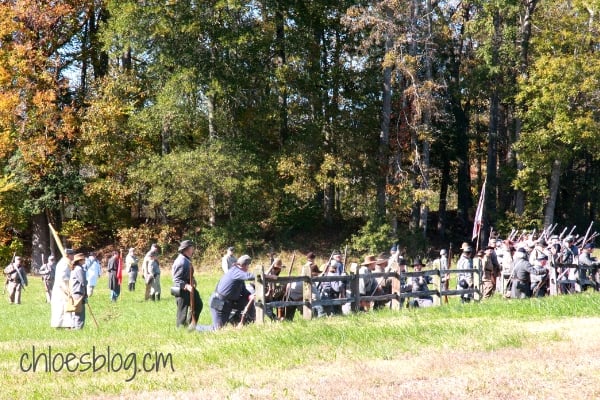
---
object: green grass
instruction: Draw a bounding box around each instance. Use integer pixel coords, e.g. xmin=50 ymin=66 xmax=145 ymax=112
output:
xmin=1 ymin=272 xmax=600 ymax=399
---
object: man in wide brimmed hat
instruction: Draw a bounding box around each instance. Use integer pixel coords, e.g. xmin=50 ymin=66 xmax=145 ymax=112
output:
xmin=171 ymin=240 xmax=203 ymax=328
xmin=69 ymin=253 xmax=88 ymax=329
xmin=357 ymin=255 xmax=377 ymax=311
xmin=407 ymin=258 xmax=433 ymax=307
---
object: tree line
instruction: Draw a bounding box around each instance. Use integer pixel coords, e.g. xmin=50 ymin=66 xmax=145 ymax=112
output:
xmin=0 ymin=0 xmax=598 ymax=265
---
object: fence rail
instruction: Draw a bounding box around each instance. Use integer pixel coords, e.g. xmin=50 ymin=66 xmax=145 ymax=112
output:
xmin=252 ymin=264 xmax=483 ymax=323
xmin=252 ymin=261 xmax=600 ymax=322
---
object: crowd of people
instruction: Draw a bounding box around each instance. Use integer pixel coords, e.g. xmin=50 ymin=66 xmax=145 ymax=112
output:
xmin=3 ymin=229 xmax=598 ymax=331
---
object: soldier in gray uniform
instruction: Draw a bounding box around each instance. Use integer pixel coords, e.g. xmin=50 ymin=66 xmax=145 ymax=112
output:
xmin=578 ymin=243 xmax=599 ymax=290
xmin=210 ymin=255 xmax=276 ymax=329
xmin=511 ymin=248 xmax=538 ymax=299
xmin=69 ymin=253 xmax=88 ymax=329
xmin=530 ymin=254 xmax=549 ymax=297
xmin=456 ymin=247 xmax=473 ymax=303
xmin=4 ymin=256 xmax=27 ymax=304
xmin=39 ymin=255 xmax=56 ymax=303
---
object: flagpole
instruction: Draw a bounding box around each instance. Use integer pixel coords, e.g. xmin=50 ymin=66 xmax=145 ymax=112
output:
xmin=472 ymin=178 xmax=487 ymax=253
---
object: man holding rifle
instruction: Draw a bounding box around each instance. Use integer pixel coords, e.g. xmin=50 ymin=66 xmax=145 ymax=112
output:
xmin=4 ymin=255 xmax=27 ymax=304
xmin=172 ymin=240 xmax=202 ymax=329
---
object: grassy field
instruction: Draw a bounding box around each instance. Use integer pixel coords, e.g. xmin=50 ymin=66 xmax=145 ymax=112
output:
xmin=2 ymin=271 xmax=600 ymax=399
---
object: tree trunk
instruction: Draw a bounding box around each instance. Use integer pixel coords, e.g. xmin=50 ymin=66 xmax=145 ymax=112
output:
xmin=544 ymin=159 xmax=561 ymax=227
xmin=275 ymin=5 xmax=288 ymax=146
xmin=482 ymin=9 xmax=501 ymax=247
xmin=31 ymin=212 xmax=50 ymax=272
xmin=207 ymin=93 xmax=216 ymax=140
xmin=377 ymin=35 xmax=392 ymax=219
xmin=437 ymin=157 xmax=450 ymax=239
xmin=514 ymin=0 xmax=538 ymax=215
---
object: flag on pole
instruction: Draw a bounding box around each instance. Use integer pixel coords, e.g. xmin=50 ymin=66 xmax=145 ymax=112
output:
xmin=472 ymin=179 xmax=486 ymax=241
xmin=117 ymin=251 xmax=123 ymax=286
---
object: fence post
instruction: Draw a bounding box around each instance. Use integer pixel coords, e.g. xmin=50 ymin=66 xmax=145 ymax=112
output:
xmin=254 ymin=266 xmax=265 ymax=324
xmin=351 ymin=273 xmax=360 ymax=312
xmin=302 ymin=264 xmax=313 ymax=320
xmin=432 ymin=268 xmax=441 ymax=306
xmin=473 ymin=263 xmax=481 ymax=301
xmin=549 ymin=264 xmax=558 ymax=296
xmin=391 ymin=272 xmax=400 ymax=310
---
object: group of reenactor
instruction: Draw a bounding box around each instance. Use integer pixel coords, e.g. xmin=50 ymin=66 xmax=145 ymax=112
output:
xmin=200 ymin=225 xmax=598 ymax=330
xmin=4 ymin=223 xmax=597 ymax=331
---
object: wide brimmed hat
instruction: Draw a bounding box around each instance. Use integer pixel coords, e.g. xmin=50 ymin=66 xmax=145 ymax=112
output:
xmin=72 ymin=253 xmax=86 ymax=263
xmin=178 ymin=240 xmax=195 ymax=252
xmin=376 ymin=253 xmax=388 ymax=265
xmin=361 ymin=255 xmax=377 ymax=266
xmin=412 ymin=258 xmax=425 ymax=267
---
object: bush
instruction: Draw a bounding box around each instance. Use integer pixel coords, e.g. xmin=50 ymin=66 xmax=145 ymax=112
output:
xmin=347 ymin=219 xmax=394 ymax=255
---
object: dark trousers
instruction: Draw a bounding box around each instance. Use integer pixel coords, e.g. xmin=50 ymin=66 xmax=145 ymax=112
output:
xmin=175 ymin=289 xmax=203 ymax=327
xmin=210 ymin=294 xmax=251 ymax=329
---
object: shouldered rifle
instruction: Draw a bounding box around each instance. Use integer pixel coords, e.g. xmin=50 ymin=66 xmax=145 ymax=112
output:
xmin=10 ymin=252 xmax=26 ymax=289
xmin=342 ymin=244 xmax=348 ymax=274
xmin=558 ymin=227 xmax=568 ymax=241
xmin=579 ymin=221 xmax=594 ymax=251
xmin=568 ymin=225 xmax=577 ymax=238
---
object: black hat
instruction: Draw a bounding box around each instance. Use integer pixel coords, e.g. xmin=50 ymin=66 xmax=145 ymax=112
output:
xmin=65 ymin=249 xmax=75 ymax=255
xmin=412 ymin=258 xmax=425 ymax=267
xmin=178 ymin=240 xmax=195 ymax=252
xmin=306 ymin=252 xmax=316 ymax=260
xmin=536 ymin=253 xmax=548 ymax=261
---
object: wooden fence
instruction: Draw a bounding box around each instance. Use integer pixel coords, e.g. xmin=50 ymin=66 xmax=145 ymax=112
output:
xmin=252 ymin=264 xmax=483 ymax=323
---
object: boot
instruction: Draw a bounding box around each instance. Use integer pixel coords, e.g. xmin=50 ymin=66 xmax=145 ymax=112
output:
xmin=156 ymin=293 xmax=160 ymax=301
xmin=132 ymin=282 xmax=135 ymax=291
xmin=151 ymin=294 xmax=155 ymax=301
xmin=128 ymin=283 xmax=133 ymax=291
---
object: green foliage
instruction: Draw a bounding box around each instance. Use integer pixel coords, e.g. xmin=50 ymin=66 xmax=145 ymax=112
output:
xmin=116 ymin=224 xmax=177 ymax=253
xmin=60 ymin=220 xmax=99 ymax=250
xmin=347 ymin=218 xmax=394 ymax=255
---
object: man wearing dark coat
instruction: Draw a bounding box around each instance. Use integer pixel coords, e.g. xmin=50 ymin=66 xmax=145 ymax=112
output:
xmin=107 ymin=250 xmax=121 ymax=302
xmin=171 ymin=240 xmax=203 ymax=328
xmin=70 ymin=253 xmax=88 ymax=329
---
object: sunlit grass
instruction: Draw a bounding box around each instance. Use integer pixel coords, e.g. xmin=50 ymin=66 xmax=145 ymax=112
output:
xmin=1 ymin=273 xmax=599 ymax=399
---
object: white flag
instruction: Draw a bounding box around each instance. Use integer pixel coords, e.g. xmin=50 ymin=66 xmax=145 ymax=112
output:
xmin=472 ymin=179 xmax=486 ymax=241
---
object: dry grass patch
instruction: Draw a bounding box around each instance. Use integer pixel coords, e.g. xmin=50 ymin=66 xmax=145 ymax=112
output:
xmin=89 ymin=317 xmax=600 ymax=400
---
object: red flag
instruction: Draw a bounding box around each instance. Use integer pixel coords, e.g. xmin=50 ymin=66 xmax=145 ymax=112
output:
xmin=117 ymin=252 xmax=123 ymax=286
xmin=472 ymin=179 xmax=486 ymax=241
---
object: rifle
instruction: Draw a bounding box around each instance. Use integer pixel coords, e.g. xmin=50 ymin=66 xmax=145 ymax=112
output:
xmin=237 ymin=294 xmax=255 ymax=328
xmin=3 ymin=252 xmax=16 ymax=294
xmin=443 ymin=243 xmax=452 ymax=304
xmin=579 ymin=222 xmax=594 ymax=252
xmin=189 ymin=256 xmax=196 ymax=327
xmin=567 ymin=225 xmax=577 ymax=238
xmin=558 ymin=227 xmax=568 ymax=241
xmin=48 ymin=223 xmax=99 ymax=328
xmin=10 ymin=252 xmax=26 ymax=290
xmin=342 ymin=245 xmax=348 ymax=274
xmin=282 ymin=251 xmax=297 ymax=319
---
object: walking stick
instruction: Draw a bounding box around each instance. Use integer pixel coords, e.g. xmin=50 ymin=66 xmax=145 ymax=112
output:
xmin=49 ymin=223 xmax=100 ymax=328
xmin=87 ymin=302 xmax=100 ymax=328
